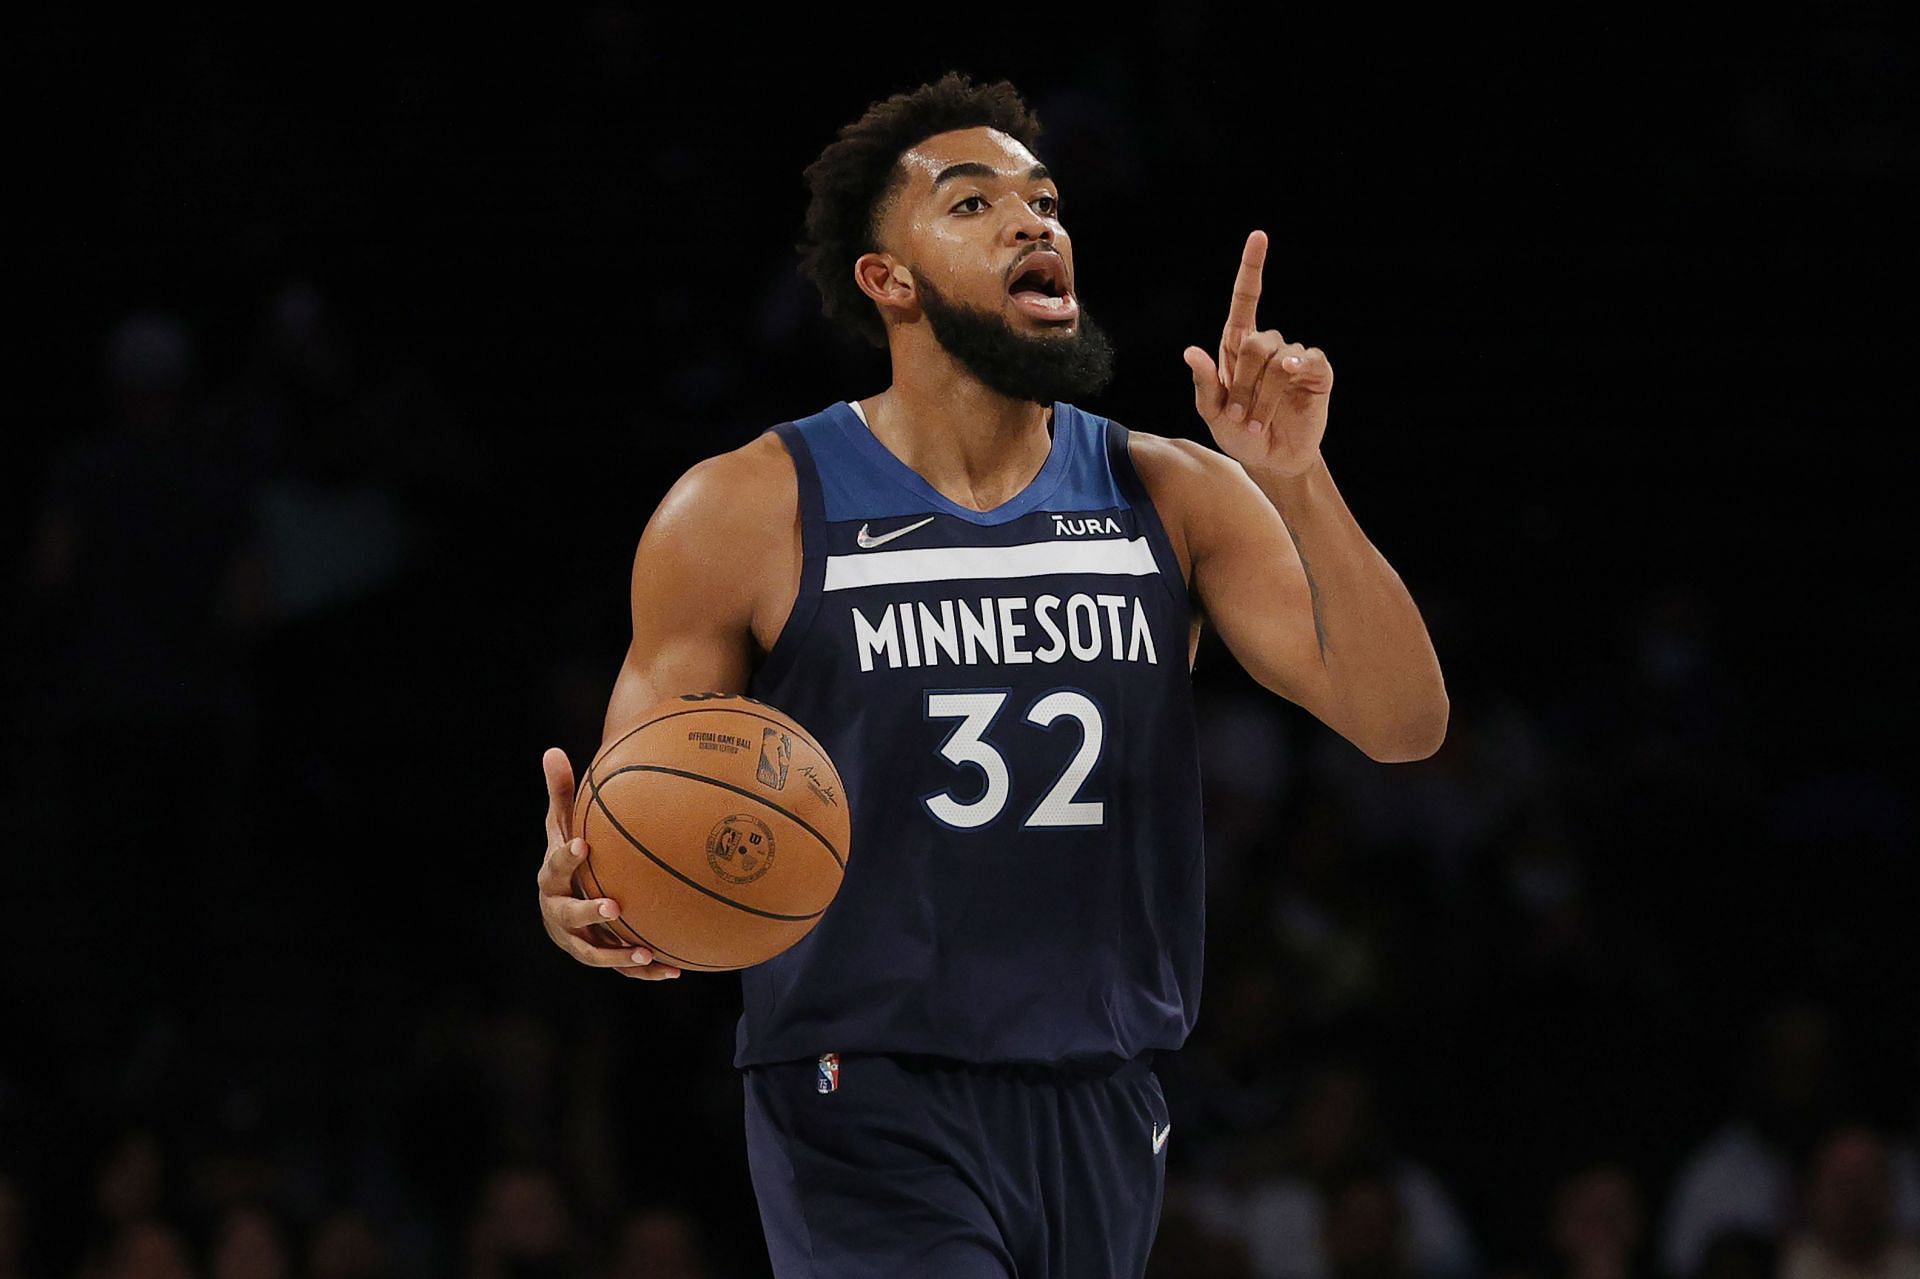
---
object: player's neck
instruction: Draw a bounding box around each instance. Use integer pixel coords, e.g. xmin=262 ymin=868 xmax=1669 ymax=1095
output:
xmin=859 ymin=377 xmax=1054 ymax=514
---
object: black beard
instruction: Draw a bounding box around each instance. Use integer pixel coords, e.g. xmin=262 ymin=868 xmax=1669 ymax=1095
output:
xmin=914 ymin=274 xmax=1117 ymax=405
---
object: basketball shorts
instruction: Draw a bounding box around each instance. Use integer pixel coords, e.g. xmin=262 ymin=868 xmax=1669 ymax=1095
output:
xmin=742 ymin=1050 xmax=1169 ymax=1278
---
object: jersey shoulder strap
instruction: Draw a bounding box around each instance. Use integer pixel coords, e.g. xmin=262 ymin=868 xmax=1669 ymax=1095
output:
xmin=758 ymin=416 xmax=827 ymax=689
xmin=1098 ymin=414 xmax=1195 ymax=617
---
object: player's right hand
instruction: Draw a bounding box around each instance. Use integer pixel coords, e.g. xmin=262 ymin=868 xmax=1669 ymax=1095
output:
xmin=538 ymin=747 xmax=682 ymax=980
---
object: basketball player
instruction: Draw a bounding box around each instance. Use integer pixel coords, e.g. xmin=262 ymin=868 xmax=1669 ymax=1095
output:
xmin=536 ymin=73 xmax=1447 ymax=1277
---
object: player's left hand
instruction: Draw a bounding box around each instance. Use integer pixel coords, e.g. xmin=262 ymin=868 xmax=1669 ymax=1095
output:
xmin=1182 ymin=229 xmax=1333 ymax=481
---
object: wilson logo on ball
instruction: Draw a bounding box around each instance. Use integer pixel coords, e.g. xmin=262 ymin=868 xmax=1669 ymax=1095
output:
xmin=706 ymin=814 xmax=776 ymax=884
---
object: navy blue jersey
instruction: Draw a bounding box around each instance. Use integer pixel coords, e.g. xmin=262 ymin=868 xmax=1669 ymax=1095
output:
xmin=736 ymin=398 xmax=1205 ymax=1071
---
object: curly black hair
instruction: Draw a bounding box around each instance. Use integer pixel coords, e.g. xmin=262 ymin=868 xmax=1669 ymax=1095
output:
xmin=797 ymin=71 xmax=1045 ymax=349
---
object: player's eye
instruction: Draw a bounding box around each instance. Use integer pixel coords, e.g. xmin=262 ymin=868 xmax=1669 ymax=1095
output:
xmin=952 ymin=192 xmax=1060 ymax=216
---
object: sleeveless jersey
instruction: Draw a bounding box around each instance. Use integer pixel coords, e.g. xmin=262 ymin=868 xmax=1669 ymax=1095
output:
xmin=736 ymin=397 xmax=1205 ymax=1071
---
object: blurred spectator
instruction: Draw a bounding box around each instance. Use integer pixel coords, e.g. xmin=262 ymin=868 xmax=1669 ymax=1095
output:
xmin=93 ymin=1131 xmax=169 ymax=1239
xmin=239 ymin=282 xmax=413 ymax=622
xmin=90 ymin=1220 xmax=197 ymax=1279
xmin=1186 ymin=1063 xmax=1478 ymax=1279
xmin=604 ymin=1206 xmax=709 ymax=1279
xmin=186 ymin=1130 xmax=285 ymax=1231
xmin=1149 ymin=1187 xmax=1259 ymax=1279
xmin=1550 ymin=1164 xmax=1648 ymax=1279
xmin=1497 ymin=804 xmax=1608 ymax=984
xmin=1660 ymin=1001 xmax=1841 ymax=1278
xmin=74 ymin=1131 xmax=194 ymax=1279
xmin=1779 ymin=1127 xmax=1920 ymax=1279
xmin=1657 ymin=1006 xmax=1920 ymax=1277
xmin=1323 ymin=1171 xmax=1413 ymax=1279
xmin=207 ymin=1206 xmax=292 ymax=1279
xmin=465 ymin=1165 xmax=576 ymax=1279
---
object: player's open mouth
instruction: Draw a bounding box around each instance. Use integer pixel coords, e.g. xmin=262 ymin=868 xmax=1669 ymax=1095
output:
xmin=1007 ymin=253 xmax=1078 ymax=321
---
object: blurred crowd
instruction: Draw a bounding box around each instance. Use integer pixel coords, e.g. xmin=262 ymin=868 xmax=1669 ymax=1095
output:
xmin=1 ymin=1011 xmax=1916 ymax=1279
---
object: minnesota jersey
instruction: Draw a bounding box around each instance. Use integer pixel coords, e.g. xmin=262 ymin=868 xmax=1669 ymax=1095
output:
xmin=735 ymin=397 xmax=1205 ymax=1071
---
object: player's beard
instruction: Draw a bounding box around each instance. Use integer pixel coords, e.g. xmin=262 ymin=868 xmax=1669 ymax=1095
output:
xmin=915 ymin=274 xmax=1117 ymax=406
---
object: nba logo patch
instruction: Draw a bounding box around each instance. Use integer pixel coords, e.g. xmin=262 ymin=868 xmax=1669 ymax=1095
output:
xmin=816 ymin=1052 xmax=840 ymax=1094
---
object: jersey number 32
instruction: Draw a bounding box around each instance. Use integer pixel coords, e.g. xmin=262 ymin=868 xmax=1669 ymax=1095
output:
xmin=920 ymin=688 xmax=1106 ymax=830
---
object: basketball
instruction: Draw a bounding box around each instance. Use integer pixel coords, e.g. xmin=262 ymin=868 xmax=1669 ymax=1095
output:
xmin=568 ymin=692 xmax=851 ymax=971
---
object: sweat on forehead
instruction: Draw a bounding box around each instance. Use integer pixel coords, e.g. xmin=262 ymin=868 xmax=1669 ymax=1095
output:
xmin=900 ymin=127 xmax=1039 ymax=181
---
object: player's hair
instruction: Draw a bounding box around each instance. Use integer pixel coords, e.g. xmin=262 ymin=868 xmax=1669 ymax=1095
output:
xmin=797 ymin=71 xmax=1045 ymax=349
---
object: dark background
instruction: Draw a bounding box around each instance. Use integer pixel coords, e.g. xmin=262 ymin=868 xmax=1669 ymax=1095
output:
xmin=6 ymin=9 xmax=1917 ymax=1279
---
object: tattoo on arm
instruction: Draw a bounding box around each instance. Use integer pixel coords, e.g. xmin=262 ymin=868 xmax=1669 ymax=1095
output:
xmin=1285 ymin=520 xmax=1332 ymax=658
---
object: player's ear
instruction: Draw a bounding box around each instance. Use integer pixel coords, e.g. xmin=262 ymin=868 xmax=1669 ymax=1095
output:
xmin=854 ymin=252 xmax=913 ymax=310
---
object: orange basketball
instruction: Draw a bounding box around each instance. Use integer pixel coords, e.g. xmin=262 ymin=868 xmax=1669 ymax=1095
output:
xmin=568 ymin=692 xmax=851 ymax=971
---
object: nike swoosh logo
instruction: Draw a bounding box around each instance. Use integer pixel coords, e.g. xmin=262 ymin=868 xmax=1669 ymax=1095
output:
xmin=855 ymin=516 xmax=936 ymax=549
xmin=1152 ymin=1122 xmax=1171 ymax=1154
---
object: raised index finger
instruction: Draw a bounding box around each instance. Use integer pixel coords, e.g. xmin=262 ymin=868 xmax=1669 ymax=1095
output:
xmin=1222 ymin=229 xmax=1268 ymax=350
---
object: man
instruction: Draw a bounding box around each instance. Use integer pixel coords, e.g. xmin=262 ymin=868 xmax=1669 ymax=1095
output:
xmin=536 ymin=71 xmax=1447 ymax=1278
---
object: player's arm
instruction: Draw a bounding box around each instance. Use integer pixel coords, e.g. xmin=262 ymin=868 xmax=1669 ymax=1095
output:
xmin=1132 ymin=432 xmax=1447 ymax=763
xmin=597 ymin=440 xmax=785 ymax=739
xmin=537 ymin=433 xmax=797 ymax=978
xmin=1161 ymin=228 xmax=1448 ymax=764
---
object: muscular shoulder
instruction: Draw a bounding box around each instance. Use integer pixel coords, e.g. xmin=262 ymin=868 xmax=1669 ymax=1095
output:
xmin=644 ymin=429 xmax=797 ymax=565
xmin=649 ymin=429 xmax=796 ymax=537
xmin=638 ymin=429 xmax=799 ymax=649
xmin=1122 ymin=428 xmax=1226 ymax=495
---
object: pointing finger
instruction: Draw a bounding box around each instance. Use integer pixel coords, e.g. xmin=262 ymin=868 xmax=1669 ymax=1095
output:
xmin=1221 ymin=230 xmax=1268 ymax=358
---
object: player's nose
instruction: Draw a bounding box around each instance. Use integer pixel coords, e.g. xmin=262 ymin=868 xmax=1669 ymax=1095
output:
xmin=1004 ymin=204 xmax=1053 ymax=244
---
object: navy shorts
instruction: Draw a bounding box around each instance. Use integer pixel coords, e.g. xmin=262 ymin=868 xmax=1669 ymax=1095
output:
xmin=743 ymin=1051 xmax=1170 ymax=1278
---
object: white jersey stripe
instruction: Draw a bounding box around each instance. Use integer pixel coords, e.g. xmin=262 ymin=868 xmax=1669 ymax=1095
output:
xmin=823 ymin=536 xmax=1160 ymax=593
